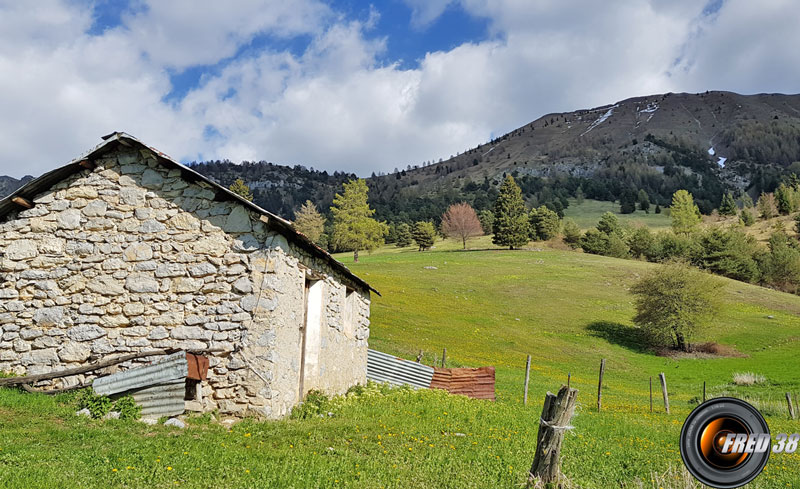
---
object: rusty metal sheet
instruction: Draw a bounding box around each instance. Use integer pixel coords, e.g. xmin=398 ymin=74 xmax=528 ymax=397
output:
xmin=92 ymin=352 xmax=187 ymax=396
xmin=186 ymin=353 xmax=209 ymax=381
xmin=366 ymin=349 xmax=434 ymax=389
xmin=430 ymin=367 xmax=496 ymax=401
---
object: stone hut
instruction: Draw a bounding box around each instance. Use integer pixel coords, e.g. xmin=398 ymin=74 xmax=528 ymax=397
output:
xmin=0 ymin=132 xmax=377 ymax=418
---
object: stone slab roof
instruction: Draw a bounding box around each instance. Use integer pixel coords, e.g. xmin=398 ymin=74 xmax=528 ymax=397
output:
xmin=0 ymin=132 xmax=378 ymax=295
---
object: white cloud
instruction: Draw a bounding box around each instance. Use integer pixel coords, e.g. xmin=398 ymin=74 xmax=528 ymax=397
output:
xmin=0 ymin=0 xmax=797 ymax=180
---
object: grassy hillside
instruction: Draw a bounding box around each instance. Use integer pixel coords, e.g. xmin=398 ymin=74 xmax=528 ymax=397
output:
xmin=3 ymin=243 xmax=800 ymax=487
xmin=563 ymin=199 xmax=672 ymax=230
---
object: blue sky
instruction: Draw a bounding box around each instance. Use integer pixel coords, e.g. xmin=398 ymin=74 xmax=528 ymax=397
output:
xmin=0 ymin=0 xmax=797 ymax=177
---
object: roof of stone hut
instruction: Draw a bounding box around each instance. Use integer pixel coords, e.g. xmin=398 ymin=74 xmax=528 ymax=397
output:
xmin=0 ymin=132 xmax=378 ymax=295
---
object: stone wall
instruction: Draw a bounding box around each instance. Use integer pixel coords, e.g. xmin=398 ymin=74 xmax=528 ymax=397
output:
xmin=0 ymin=147 xmax=370 ymax=417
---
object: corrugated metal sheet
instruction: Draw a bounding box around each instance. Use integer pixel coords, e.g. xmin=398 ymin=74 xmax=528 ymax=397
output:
xmin=93 ymin=352 xmax=188 ymax=396
xmin=128 ymin=379 xmax=187 ymax=418
xmin=366 ymin=349 xmax=434 ymax=389
xmin=430 ymin=367 xmax=496 ymax=401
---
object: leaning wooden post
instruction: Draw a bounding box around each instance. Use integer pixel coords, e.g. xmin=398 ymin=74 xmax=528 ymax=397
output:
xmin=659 ymin=373 xmax=670 ymax=414
xmin=597 ymin=359 xmax=605 ymax=412
xmin=649 ymin=377 xmax=653 ymax=413
xmin=441 ymin=348 xmax=447 ymax=367
xmin=523 ymin=355 xmax=531 ymax=405
xmin=787 ymin=393 xmax=796 ymax=419
xmin=528 ymin=385 xmax=579 ymax=487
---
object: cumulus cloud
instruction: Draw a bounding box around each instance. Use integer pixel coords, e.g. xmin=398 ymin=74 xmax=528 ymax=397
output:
xmin=0 ymin=0 xmax=796 ymax=178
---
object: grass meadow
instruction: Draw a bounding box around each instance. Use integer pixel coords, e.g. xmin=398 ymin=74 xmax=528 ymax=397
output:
xmin=3 ymin=239 xmax=800 ymax=487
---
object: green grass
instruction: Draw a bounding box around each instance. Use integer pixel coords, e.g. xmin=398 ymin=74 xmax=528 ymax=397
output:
xmin=4 ymin=243 xmax=800 ymax=487
xmin=564 ymin=199 xmax=672 ymax=230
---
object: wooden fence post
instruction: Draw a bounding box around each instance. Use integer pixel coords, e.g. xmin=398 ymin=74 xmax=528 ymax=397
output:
xmin=567 ymin=372 xmax=571 ymax=389
xmin=787 ymin=393 xmax=796 ymax=419
xmin=659 ymin=373 xmax=670 ymax=414
xmin=649 ymin=377 xmax=653 ymax=413
xmin=528 ymin=385 xmax=579 ymax=487
xmin=441 ymin=348 xmax=447 ymax=367
xmin=597 ymin=359 xmax=605 ymax=412
xmin=523 ymin=355 xmax=531 ymax=405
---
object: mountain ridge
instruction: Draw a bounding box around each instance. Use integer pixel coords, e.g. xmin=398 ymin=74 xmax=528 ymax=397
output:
xmin=3 ymin=91 xmax=800 ymax=222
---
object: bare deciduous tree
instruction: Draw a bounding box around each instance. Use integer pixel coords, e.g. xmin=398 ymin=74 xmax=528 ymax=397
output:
xmin=441 ymin=202 xmax=483 ymax=249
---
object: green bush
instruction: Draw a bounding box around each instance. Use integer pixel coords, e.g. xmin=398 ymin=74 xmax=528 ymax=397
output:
xmin=77 ymin=390 xmax=113 ymax=419
xmin=114 ymin=395 xmax=142 ymax=421
xmin=291 ymin=390 xmax=331 ymax=420
xmin=650 ymin=232 xmax=702 ymax=263
xmin=627 ymin=227 xmax=656 ymax=259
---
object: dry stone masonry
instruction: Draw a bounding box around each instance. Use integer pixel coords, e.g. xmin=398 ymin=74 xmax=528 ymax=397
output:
xmin=0 ymin=142 xmax=371 ymax=418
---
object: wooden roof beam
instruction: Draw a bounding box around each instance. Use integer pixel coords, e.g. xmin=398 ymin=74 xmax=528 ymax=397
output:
xmin=11 ymin=196 xmax=33 ymax=209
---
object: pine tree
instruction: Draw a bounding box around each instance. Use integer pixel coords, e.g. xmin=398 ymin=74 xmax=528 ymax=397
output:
xmin=411 ymin=221 xmax=436 ymax=251
xmin=330 ymin=179 xmax=388 ymax=262
xmin=597 ymin=212 xmax=621 ymax=236
xmin=740 ymin=208 xmax=755 ymax=227
xmin=740 ymin=193 xmax=754 ymax=208
xmin=619 ymin=189 xmax=637 ymax=214
xmin=718 ymin=192 xmax=738 ymax=216
xmin=229 ymin=178 xmax=253 ymax=201
xmin=492 ymin=175 xmax=530 ymax=249
xmin=670 ymin=190 xmax=702 ymax=235
xmin=655 ymin=204 xmax=661 ymax=214
xmin=757 ymin=192 xmax=778 ymax=219
xmin=575 ymin=186 xmax=585 ymax=205
xmin=774 ymin=183 xmax=799 ymax=214
xmin=395 ymin=223 xmax=412 ymax=247
xmin=637 ymin=189 xmax=651 ymax=213
xmin=293 ymin=200 xmax=326 ymax=244
xmin=529 ymin=206 xmax=561 ymax=241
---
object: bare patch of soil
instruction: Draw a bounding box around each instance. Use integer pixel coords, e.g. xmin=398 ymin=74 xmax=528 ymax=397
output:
xmin=656 ymin=342 xmax=747 ymax=359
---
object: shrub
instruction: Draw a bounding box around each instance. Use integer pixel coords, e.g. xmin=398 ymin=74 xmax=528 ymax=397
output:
xmin=291 ymin=390 xmax=331 ymax=420
xmin=631 ymin=262 xmax=724 ymax=351
xmin=114 ymin=395 xmax=142 ymax=420
xmin=627 ymin=227 xmax=656 ymax=259
xmin=650 ymin=232 xmax=703 ymax=263
xmin=77 ymin=390 xmax=113 ymax=419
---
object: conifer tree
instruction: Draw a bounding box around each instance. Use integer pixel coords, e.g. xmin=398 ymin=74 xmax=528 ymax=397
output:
xmin=492 ymin=175 xmax=530 ymax=249
xmin=670 ymin=190 xmax=702 ymax=235
xmin=637 ymin=189 xmax=651 ymax=213
xmin=411 ymin=221 xmax=436 ymax=251
xmin=330 ymin=179 xmax=388 ymax=262
xmin=293 ymin=200 xmax=325 ymax=244
xmin=229 ymin=178 xmax=253 ymax=201
xmin=395 ymin=223 xmax=412 ymax=247
xmin=718 ymin=192 xmax=738 ymax=216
